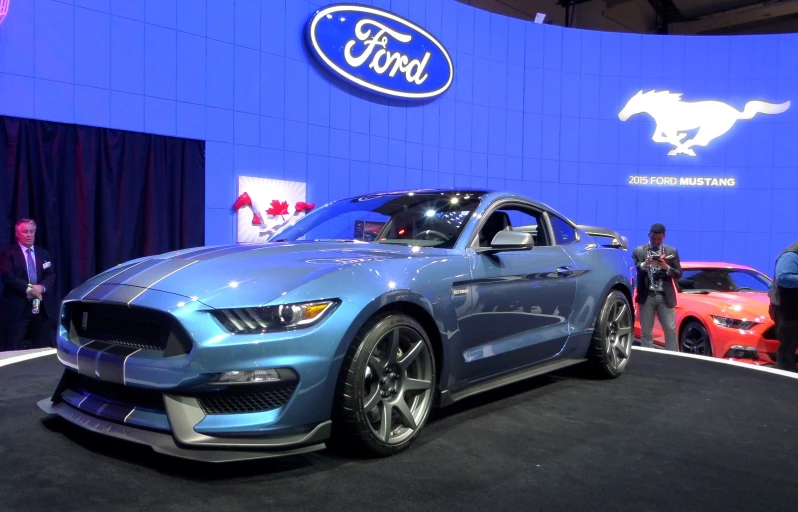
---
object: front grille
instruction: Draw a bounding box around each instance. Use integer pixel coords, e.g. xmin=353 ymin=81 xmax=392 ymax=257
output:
xmin=60 ymin=370 xmax=297 ymax=416
xmin=196 ymin=384 xmax=297 ymax=414
xmin=63 ymin=302 xmax=193 ymax=356
xmin=62 ymin=371 xmax=166 ymax=412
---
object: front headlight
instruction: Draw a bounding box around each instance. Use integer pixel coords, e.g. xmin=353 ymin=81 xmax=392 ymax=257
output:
xmin=712 ymin=316 xmax=758 ymax=330
xmin=211 ymin=300 xmax=339 ymax=334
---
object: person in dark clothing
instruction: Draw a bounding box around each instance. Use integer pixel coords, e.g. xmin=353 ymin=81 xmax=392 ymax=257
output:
xmin=768 ymin=242 xmax=798 ymax=372
xmin=632 ymin=223 xmax=683 ymax=351
xmin=0 ymin=219 xmax=56 ymax=351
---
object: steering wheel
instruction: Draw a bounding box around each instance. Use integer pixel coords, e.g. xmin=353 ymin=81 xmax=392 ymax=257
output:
xmin=416 ymin=229 xmax=449 ymax=241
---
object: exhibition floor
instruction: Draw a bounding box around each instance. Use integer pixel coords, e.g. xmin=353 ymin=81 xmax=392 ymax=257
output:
xmin=0 ymin=350 xmax=795 ymax=512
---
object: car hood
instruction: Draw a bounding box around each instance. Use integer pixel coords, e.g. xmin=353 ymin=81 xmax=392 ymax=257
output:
xmin=88 ymin=242 xmax=431 ymax=308
xmin=693 ymin=291 xmax=770 ymax=317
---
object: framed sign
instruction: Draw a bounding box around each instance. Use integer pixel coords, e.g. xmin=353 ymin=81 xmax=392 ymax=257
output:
xmin=233 ymin=177 xmax=313 ymax=244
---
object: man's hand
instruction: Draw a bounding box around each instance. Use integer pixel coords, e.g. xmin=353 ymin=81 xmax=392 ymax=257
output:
xmin=26 ymin=284 xmax=44 ymax=300
xmin=646 ymin=258 xmax=668 ymax=270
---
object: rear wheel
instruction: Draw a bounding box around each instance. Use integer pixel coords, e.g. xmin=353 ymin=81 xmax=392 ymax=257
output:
xmin=331 ymin=313 xmax=436 ymax=457
xmin=586 ymin=290 xmax=634 ymax=378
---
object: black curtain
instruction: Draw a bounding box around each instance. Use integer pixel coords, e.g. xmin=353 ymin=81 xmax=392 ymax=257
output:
xmin=0 ymin=115 xmax=205 ymax=316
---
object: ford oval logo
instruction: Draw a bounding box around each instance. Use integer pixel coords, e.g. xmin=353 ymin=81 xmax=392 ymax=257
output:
xmin=305 ymin=4 xmax=454 ymax=100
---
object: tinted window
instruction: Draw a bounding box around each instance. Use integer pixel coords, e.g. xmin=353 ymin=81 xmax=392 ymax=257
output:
xmin=729 ymin=271 xmax=771 ymax=291
xmin=477 ymin=204 xmax=549 ymax=247
xmin=550 ymin=215 xmax=577 ymax=245
xmin=268 ymin=192 xmax=483 ymax=249
xmin=678 ymin=269 xmax=772 ymax=293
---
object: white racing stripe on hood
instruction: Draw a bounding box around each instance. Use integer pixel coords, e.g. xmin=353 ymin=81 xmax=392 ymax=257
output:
xmin=127 ymin=260 xmax=199 ymax=305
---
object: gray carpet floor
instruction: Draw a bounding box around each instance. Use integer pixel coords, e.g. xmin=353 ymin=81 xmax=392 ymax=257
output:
xmin=0 ymin=351 xmax=796 ymax=512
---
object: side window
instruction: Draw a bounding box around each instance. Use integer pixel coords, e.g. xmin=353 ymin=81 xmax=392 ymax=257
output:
xmin=549 ymin=215 xmax=577 ymax=245
xmin=476 ymin=204 xmax=550 ymax=247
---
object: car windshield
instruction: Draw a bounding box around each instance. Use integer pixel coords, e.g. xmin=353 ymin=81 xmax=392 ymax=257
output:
xmin=266 ymin=192 xmax=484 ymax=248
xmin=677 ymin=268 xmax=772 ymax=293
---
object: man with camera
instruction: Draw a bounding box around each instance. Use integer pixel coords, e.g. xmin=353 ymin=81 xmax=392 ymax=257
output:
xmin=632 ymin=223 xmax=683 ymax=351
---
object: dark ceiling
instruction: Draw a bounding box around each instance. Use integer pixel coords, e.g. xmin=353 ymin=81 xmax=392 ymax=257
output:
xmin=457 ymin=0 xmax=798 ymax=35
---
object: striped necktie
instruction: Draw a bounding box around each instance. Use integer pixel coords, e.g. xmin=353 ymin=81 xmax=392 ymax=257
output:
xmin=26 ymin=248 xmax=37 ymax=284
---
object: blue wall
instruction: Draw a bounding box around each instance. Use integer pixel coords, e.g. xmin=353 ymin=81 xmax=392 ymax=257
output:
xmin=2 ymin=0 xmax=797 ymax=273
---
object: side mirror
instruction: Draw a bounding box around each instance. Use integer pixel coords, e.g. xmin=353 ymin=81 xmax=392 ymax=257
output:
xmin=477 ymin=230 xmax=534 ymax=254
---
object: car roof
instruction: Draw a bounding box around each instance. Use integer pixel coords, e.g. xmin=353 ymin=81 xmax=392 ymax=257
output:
xmin=681 ymin=261 xmax=762 ymax=272
xmin=349 ymin=189 xmax=571 ymax=221
xmin=351 ymin=188 xmax=491 ymax=197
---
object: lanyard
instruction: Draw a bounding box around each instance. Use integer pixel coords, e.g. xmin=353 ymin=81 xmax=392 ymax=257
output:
xmin=647 ymin=243 xmax=663 ymax=256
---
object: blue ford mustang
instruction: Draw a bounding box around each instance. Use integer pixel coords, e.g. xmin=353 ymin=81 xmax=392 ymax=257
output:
xmin=39 ymin=189 xmax=636 ymax=462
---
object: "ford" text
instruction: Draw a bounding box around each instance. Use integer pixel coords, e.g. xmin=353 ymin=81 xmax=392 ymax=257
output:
xmin=343 ymin=19 xmax=430 ymax=85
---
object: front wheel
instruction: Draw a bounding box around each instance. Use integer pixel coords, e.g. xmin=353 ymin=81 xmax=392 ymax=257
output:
xmin=586 ymin=290 xmax=634 ymax=378
xmin=331 ymin=313 xmax=436 ymax=457
xmin=679 ymin=320 xmax=712 ymax=356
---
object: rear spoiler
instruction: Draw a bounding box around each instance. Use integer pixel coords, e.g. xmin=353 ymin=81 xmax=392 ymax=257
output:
xmin=577 ymin=225 xmax=628 ymax=250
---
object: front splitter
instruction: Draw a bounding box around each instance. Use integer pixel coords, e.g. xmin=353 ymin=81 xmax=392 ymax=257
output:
xmin=37 ymin=399 xmax=328 ymax=463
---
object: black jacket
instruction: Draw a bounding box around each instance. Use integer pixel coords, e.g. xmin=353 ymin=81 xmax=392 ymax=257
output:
xmin=0 ymin=244 xmax=57 ymax=321
xmin=631 ymin=243 xmax=683 ymax=308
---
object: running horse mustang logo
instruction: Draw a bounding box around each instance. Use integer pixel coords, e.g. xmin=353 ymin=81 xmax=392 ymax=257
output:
xmin=618 ymin=90 xmax=790 ymax=156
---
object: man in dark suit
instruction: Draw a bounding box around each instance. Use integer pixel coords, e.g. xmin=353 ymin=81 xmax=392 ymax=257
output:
xmin=632 ymin=223 xmax=682 ymax=351
xmin=0 ymin=219 xmax=56 ymax=351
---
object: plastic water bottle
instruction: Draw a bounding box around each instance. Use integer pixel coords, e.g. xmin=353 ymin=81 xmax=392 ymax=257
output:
xmin=32 ymin=298 xmax=40 ymax=315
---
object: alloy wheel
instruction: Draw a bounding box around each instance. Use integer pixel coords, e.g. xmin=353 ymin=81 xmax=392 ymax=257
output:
xmin=361 ymin=326 xmax=434 ymax=445
xmin=681 ymin=325 xmax=710 ymax=355
xmin=604 ymin=296 xmax=633 ymax=372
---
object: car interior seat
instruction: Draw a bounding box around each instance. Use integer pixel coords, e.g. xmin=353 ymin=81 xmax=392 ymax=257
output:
xmin=391 ymin=211 xmax=417 ymax=239
xmin=479 ymin=211 xmax=511 ymax=246
xmin=691 ymin=271 xmax=733 ymax=291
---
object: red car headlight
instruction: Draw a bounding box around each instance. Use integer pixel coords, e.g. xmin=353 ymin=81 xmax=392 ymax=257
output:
xmin=711 ymin=315 xmax=758 ymax=330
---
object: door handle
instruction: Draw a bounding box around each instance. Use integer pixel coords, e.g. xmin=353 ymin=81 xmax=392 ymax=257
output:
xmin=556 ymin=266 xmax=573 ymax=276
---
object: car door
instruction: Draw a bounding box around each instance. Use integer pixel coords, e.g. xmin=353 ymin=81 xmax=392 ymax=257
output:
xmin=452 ymin=202 xmax=578 ymax=384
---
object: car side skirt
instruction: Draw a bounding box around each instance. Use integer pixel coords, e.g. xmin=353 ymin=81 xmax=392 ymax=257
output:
xmin=436 ymin=357 xmax=586 ymax=407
